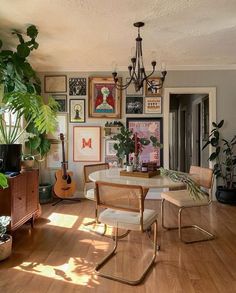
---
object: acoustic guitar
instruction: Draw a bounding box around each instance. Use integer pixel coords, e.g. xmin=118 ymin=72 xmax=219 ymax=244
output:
xmin=54 ymin=133 xmax=76 ymax=198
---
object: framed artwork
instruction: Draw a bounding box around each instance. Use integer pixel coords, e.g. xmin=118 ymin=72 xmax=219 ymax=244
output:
xmin=88 ymin=77 xmax=122 ymax=118
xmin=144 ymin=97 xmax=162 ymax=114
xmin=125 ymin=78 xmax=143 ymax=96
xmin=52 ymin=94 xmax=67 ymax=112
xmin=105 ymin=139 xmax=117 ymax=156
xmin=127 ymin=117 xmax=163 ymax=167
xmin=73 ymin=126 xmax=101 ymax=162
xmin=145 ymin=78 xmax=162 ymax=97
xmin=126 ymin=96 xmax=143 ymax=114
xmin=44 ymin=75 xmax=67 ymax=93
xmin=105 ymin=155 xmax=119 ymax=168
xmin=69 ymin=99 xmax=86 ymax=123
xmin=46 ymin=142 xmax=67 ymax=169
xmin=69 ymin=78 xmax=86 ymax=96
xmin=47 ymin=113 xmax=68 ymax=141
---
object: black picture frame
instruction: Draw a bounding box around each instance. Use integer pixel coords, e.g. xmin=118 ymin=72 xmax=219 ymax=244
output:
xmin=126 ymin=96 xmax=143 ymax=114
xmin=52 ymin=94 xmax=67 ymax=112
xmin=69 ymin=99 xmax=86 ymax=123
xmin=126 ymin=117 xmax=163 ymax=167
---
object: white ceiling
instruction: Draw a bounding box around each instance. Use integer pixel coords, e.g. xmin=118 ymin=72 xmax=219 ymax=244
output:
xmin=1 ymin=0 xmax=236 ymax=72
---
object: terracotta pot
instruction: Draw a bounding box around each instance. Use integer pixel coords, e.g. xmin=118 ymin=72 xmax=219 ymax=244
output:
xmin=21 ymin=159 xmax=35 ymax=170
xmin=0 ymin=234 xmax=12 ymax=261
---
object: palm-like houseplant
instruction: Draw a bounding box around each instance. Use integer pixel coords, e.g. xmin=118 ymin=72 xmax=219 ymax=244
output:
xmin=202 ymin=120 xmax=236 ymax=204
xmin=0 ymin=24 xmax=58 ymax=172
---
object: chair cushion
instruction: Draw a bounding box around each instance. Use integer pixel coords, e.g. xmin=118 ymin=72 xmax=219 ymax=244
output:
xmin=98 ymin=208 xmax=158 ymax=231
xmin=161 ymin=190 xmax=209 ymax=207
xmin=85 ymin=188 xmax=95 ymax=201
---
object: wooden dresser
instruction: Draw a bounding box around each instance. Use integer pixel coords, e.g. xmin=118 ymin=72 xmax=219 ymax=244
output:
xmin=0 ymin=170 xmax=39 ymax=231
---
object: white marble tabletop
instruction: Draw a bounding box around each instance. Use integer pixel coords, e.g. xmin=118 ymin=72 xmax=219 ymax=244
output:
xmin=89 ymin=168 xmax=184 ymax=189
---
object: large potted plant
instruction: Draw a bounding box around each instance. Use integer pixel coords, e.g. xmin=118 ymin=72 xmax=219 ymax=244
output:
xmin=0 ymin=173 xmax=11 ymax=261
xmin=0 ymin=24 xmax=58 ymax=172
xmin=203 ymin=120 xmax=236 ymax=204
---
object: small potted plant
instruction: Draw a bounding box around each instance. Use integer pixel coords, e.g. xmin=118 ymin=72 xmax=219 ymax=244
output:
xmin=0 ymin=173 xmax=11 ymax=262
xmin=0 ymin=216 xmax=11 ymax=261
xmin=203 ymin=120 xmax=236 ymax=204
xmin=21 ymin=154 xmax=35 ymax=170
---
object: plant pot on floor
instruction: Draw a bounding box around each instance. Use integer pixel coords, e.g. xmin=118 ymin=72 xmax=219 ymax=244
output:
xmin=0 ymin=234 xmax=12 ymax=261
xmin=0 ymin=144 xmax=22 ymax=173
xmin=39 ymin=183 xmax=53 ymax=204
xmin=216 ymin=186 xmax=236 ymax=205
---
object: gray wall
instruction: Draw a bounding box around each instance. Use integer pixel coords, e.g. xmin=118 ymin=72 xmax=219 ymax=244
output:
xmin=39 ymin=70 xmax=236 ymax=196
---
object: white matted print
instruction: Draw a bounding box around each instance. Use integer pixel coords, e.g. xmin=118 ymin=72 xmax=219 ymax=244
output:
xmin=47 ymin=113 xmax=68 ymax=141
xmin=73 ymin=126 xmax=101 ymax=162
xmin=144 ymin=97 xmax=162 ymax=114
xmin=44 ymin=75 xmax=67 ymax=93
xmin=70 ymin=99 xmax=85 ymax=123
xmin=105 ymin=139 xmax=117 ymax=156
xmin=46 ymin=143 xmax=67 ymax=169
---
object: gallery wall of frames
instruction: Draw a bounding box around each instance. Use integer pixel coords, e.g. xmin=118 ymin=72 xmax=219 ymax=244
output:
xmin=40 ymin=72 xmax=164 ymax=196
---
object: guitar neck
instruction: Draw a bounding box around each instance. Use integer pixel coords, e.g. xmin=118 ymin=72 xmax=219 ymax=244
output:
xmin=61 ymin=136 xmax=67 ymax=178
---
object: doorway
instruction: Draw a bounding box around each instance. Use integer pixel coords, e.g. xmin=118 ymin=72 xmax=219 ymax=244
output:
xmin=163 ymin=87 xmax=216 ymax=170
xmin=169 ymin=93 xmax=209 ymax=172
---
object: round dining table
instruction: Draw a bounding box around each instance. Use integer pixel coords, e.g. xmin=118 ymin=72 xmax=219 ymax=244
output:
xmin=89 ymin=168 xmax=184 ymax=194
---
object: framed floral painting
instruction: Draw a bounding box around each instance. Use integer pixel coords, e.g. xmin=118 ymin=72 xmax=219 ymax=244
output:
xmin=73 ymin=126 xmax=101 ymax=162
xmin=127 ymin=117 xmax=163 ymax=167
xmin=88 ymin=77 xmax=122 ymax=118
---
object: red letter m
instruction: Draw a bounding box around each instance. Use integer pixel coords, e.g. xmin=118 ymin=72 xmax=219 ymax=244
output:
xmin=82 ymin=138 xmax=92 ymax=148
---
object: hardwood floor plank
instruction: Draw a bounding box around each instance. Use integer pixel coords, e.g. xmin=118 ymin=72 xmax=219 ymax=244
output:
xmin=0 ymin=200 xmax=235 ymax=292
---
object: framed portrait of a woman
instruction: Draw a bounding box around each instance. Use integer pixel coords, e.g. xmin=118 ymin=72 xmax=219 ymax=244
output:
xmin=88 ymin=77 xmax=122 ymax=118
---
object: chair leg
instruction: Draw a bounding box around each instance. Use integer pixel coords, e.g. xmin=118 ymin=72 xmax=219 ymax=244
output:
xmin=178 ymin=207 xmax=215 ymax=244
xmin=95 ymin=220 xmax=158 ymax=286
xmin=161 ymin=199 xmax=214 ymax=243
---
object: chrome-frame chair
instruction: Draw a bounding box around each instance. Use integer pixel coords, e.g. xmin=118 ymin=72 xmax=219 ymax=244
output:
xmin=94 ymin=181 xmax=158 ymax=285
xmin=161 ymin=166 xmax=215 ymax=243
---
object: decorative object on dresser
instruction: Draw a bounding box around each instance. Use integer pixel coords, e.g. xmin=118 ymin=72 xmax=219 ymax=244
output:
xmin=0 ymin=170 xmax=39 ymax=231
xmin=53 ymin=133 xmax=77 ymax=206
xmin=88 ymin=77 xmax=121 ymax=118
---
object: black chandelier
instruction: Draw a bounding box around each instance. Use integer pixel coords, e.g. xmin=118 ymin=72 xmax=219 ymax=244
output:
xmin=112 ymin=22 xmax=167 ymax=92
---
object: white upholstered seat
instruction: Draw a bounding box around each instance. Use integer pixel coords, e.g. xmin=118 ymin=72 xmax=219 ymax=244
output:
xmin=85 ymin=188 xmax=95 ymax=201
xmin=161 ymin=190 xmax=209 ymax=207
xmin=98 ymin=208 xmax=158 ymax=231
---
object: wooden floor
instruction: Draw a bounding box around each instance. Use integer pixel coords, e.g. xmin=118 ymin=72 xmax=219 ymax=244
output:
xmin=0 ymin=199 xmax=236 ymax=293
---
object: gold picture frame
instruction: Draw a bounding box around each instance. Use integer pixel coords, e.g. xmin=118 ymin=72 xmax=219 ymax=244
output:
xmin=88 ymin=77 xmax=122 ymax=118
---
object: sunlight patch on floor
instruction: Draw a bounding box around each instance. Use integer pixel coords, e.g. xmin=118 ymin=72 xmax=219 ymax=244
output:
xmin=14 ymin=257 xmax=97 ymax=286
xmin=46 ymin=213 xmax=78 ymax=228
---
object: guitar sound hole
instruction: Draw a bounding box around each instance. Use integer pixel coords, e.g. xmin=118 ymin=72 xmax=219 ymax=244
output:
xmin=67 ymin=175 xmax=72 ymax=184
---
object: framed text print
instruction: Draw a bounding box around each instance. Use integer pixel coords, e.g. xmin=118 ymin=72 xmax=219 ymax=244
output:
xmin=144 ymin=97 xmax=162 ymax=114
xmin=88 ymin=77 xmax=121 ymax=118
xmin=127 ymin=117 xmax=163 ymax=167
xmin=44 ymin=75 xmax=67 ymax=93
xmin=73 ymin=126 xmax=101 ymax=162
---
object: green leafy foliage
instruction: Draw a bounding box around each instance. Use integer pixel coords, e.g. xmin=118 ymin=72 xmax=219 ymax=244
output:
xmin=202 ymin=120 xmax=236 ymax=189
xmin=0 ymin=216 xmax=11 ymax=237
xmin=160 ymin=168 xmax=207 ymax=201
xmin=0 ymin=173 xmax=8 ymax=189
